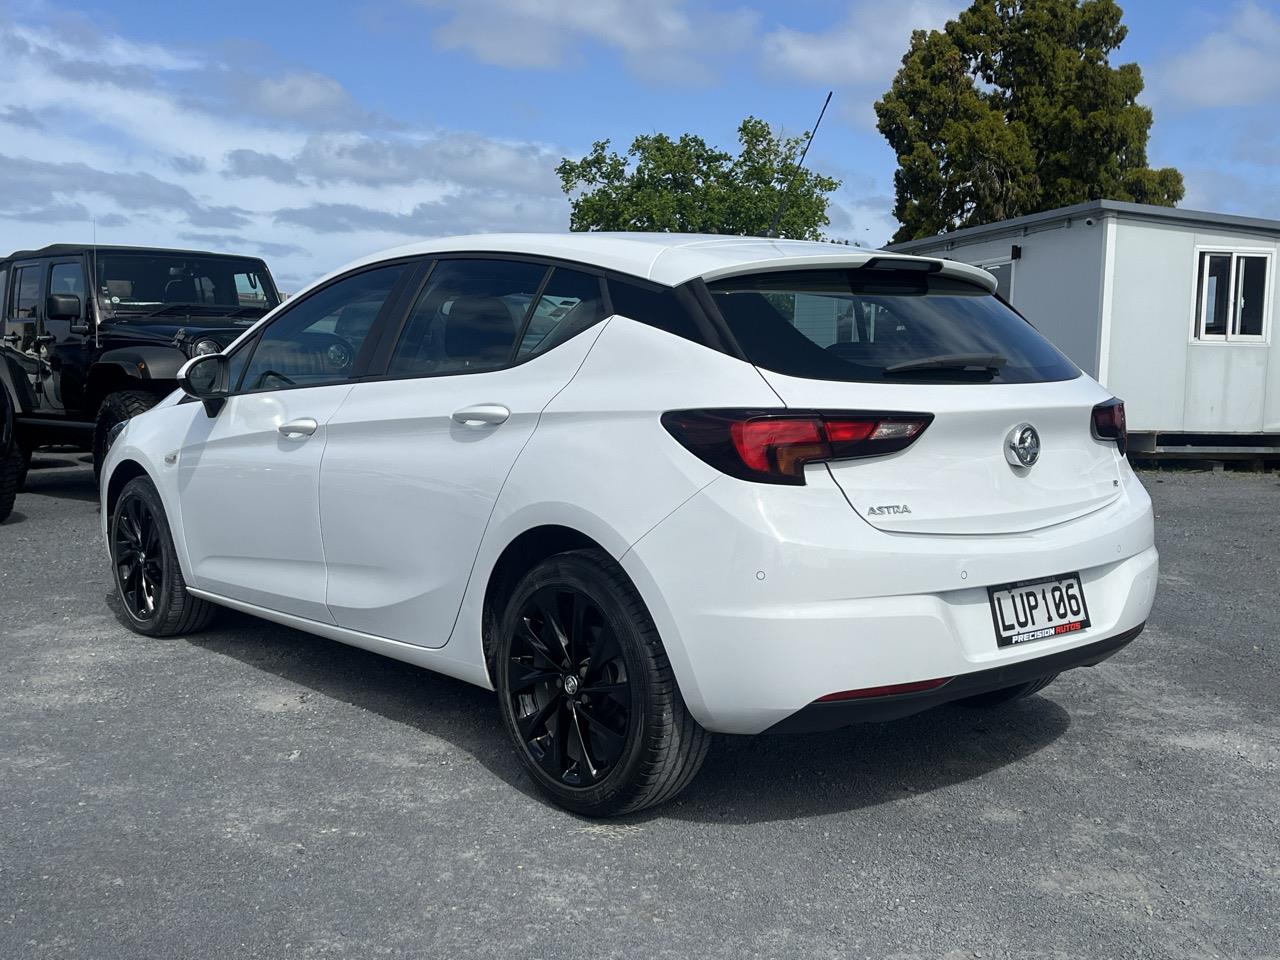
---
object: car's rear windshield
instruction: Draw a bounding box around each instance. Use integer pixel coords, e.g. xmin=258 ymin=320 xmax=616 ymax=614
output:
xmin=706 ymin=268 xmax=1079 ymax=384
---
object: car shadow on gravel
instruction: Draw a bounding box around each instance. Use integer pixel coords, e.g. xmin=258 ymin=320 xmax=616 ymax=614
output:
xmin=135 ymin=603 xmax=1072 ymax=825
xmin=22 ymin=459 xmax=99 ymax=502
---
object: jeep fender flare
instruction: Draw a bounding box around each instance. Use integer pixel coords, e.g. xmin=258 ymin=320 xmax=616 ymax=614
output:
xmin=87 ymin=346 xmax=188 ymax=408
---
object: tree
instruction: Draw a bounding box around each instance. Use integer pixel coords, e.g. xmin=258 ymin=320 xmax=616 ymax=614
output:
xmin=556 ymin=117 xmax=841 ymax=240
xmin=875 ymin=0 xmax=1184 ymax=243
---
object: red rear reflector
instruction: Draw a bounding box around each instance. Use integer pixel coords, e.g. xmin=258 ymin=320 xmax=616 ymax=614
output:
xmin=816 ymin=677 xmax=952 ymax=702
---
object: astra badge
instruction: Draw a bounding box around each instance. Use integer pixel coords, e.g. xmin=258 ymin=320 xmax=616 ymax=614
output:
xmin=867 ymin=504 xmax=912 ymax=516
xmin=1005 ymin=423 xmax=1041 ymax=468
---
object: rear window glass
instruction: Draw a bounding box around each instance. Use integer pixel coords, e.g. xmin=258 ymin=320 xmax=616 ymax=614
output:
xmin=708 ymin=269 xmax=1079 ymax=384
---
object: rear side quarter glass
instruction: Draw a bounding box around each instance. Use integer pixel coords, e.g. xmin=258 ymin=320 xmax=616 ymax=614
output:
xmin=606 ymin=278 xmax=706 ymax=345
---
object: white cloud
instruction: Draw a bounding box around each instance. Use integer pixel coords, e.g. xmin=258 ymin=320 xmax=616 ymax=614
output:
xmin=761 ymin=1 xmax=963 ymax=89
xmin=419 ymin=0 xmax=757 ymax=81
xmin=1152 ymin=2 xmax=1280 ymax=109
xmin=0 ymin=7 xmax=571 ymax=286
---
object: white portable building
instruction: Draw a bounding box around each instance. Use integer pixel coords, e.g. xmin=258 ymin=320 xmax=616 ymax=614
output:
xmin=888 ymin=200 xmax=1280 ymax=450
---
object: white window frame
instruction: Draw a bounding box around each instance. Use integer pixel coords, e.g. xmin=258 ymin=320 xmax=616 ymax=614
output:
xmin=1189 ymin=246 xmax=1273 ymax=345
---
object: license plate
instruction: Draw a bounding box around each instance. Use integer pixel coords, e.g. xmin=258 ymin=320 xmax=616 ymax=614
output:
xmin=987 ymin=573 xmax=1091 ymax=647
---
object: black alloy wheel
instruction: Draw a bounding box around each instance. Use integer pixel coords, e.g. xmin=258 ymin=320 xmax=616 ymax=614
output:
xmin=113 ymin=493 xmax=165 ymax=622
xmin=495 ymin=548 xmax=709 ymax=816
xmin=110 ymin=476 xmax=216 ymax=637
xmin=507 ymin=585 xmax=632 ymax=788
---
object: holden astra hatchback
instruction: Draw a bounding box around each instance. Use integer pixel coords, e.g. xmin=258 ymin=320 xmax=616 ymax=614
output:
xmin=100 ymin=234 xmax=1157 ymax=815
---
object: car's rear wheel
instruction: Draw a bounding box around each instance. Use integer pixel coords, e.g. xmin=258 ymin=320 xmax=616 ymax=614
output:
xmin=94 ymin=391 xmax=158 ymax=480
xmin=495 ymin=548 xmax=709 ymax=816
xmin=111 ymin=476 xmax=215 ymax=637
xmin=960 ymin=673 xmax=1058 ymax=708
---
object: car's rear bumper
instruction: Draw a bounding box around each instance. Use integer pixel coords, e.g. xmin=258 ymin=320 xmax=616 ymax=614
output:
xmin=766 ymin=622 xmax=1143 ymax=733
xmin=622 ymin=466 xmax=1158 ymax=735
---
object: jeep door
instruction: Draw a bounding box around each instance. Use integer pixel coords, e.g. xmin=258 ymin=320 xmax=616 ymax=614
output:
xmin=175 ymin=262 xmax=411 ymax=621
xmin=318 ymin=258 xmax=607 ymax=646
xmin=3 ymin=261 xmax=44 ymax=408
xmin=39 ymin=257 xmax=92 ymax=416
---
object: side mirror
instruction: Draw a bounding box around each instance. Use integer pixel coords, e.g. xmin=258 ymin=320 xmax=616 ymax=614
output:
xmin=46 ymin=294 xmax=81 ymax=321
xmin=177 ymin=353 xmax=229 ymax=416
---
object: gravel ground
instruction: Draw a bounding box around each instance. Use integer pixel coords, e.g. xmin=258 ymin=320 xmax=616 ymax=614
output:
xmin=1 ymin=455 xmax=1277 ymax=960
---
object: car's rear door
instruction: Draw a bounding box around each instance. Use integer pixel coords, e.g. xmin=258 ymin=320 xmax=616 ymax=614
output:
xmin=318 ymin=258 xmax=607 ymax=647
xmin=175 ymin=262 xmax=410 ymax=621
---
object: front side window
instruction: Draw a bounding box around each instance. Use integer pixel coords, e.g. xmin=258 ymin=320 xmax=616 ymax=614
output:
xmin=388 ymin=259 xmax=547 ymax=377
xmin=1195 ymin=250 xmax=1271 ymax=341
xmin=49 ymin=262 xmax=86 ymax=317
xmin=239 ymin=264 xmax=404 ymax=393
xmin=708 ymin=268 xmax=1079 ymax=385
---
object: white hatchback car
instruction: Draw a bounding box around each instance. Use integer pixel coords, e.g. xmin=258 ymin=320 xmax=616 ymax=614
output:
xmin=101 ymin=234 xmax=1157 ymax=815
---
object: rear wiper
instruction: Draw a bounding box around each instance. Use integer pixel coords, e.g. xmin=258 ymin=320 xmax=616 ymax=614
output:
xmin=884 ymin=353 xmax=1007 ymax=375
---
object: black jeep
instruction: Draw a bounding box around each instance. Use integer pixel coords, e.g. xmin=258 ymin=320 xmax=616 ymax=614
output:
xmin=0 ymin=244 xmax=281 ymax=481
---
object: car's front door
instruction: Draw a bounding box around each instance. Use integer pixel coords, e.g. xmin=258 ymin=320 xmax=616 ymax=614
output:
xmin=175 ymin=262 xmax=410 ymax=621
xmin=319 ymin=258 xmax=608 ymax=646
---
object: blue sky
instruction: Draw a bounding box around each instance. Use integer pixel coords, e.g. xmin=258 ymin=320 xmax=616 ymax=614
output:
xmin=2 ymin=0 xmax=1278 ymax=289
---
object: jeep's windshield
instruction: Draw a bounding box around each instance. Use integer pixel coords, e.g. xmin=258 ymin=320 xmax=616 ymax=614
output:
xmin=94 ymin=253 xmax=279 ymax=319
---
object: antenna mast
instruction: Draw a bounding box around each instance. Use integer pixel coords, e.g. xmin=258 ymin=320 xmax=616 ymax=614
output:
xmin=767 ymin=90 xmax=833 ymax=240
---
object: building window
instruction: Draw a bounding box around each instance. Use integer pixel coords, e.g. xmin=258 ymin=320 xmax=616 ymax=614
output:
xmin=981 ymin=261 xmax=1014 ymax=301
xmin=1194 ymin=250 xmax=1271 ymax=342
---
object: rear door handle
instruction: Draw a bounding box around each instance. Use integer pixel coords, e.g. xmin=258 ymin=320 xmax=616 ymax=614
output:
xmin=451 ymin=404 xmax=510 ymax=426
xmin=278 ymin=418 xmax=319 ymax=439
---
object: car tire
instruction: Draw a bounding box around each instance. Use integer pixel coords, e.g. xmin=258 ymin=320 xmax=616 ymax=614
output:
xmin=495 ymin=548 xmax=710 ymax=816
xmin=110 ymin=475 xmax=216 ymax=637
xmin=94 ymin=391 xmax=158 ymax=480
xmin=14 ymin=441 xmax=31 ymax=491
xmin=959 ymin=673 xmax=1059 ymax=708
xmin=0 ymin=443 xmax=19 ymax=522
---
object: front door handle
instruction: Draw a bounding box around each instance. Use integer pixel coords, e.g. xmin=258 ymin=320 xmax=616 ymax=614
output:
xmin=36 ymin=334 xmax=56 ymax=345
xmin=1 ymin=333 xmax=18 ymax=344
xmin=451 ymin=403 xmax=510 ymax=426
xmin=278 ymin=417 xmax=319 ymax=439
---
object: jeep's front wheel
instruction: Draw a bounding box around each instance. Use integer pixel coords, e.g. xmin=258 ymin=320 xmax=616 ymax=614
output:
xmin=0 ymin=443 xmax=20 ymax=522
xmin=94 ymin=391 xmax=158 ymax=479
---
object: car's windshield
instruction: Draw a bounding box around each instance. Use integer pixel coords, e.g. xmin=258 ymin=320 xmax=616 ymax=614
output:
xmin=94 ymin=254 xmax=279 ymax=318
xmin=707 ymin=267 xmax=1080 ymax=384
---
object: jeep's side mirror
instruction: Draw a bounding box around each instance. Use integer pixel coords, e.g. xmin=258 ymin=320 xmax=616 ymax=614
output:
xmin=177 ymin=353 xmax=229 ymax=416
xmin=46 ymin=294 xmax=81 ymax=321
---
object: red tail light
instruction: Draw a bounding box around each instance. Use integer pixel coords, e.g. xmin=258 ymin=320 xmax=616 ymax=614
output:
xmin=661 ymin=409 xmax=933 ymax=485
xmin=1091 ymin=398 xmax=1127 ymax=455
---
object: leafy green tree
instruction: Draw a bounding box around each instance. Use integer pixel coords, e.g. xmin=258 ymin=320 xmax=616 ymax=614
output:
xmin=556 ymin=117 xmax=841 ymax=240
xmin=876 ymin=0 xmax=1184 ymax=242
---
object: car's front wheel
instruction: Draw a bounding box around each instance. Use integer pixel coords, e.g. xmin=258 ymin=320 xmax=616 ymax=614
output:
xmin=110 ymin=476 xmax=216 ymax=637
xmin=495 ymin=548 xmax=709 ymax=816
